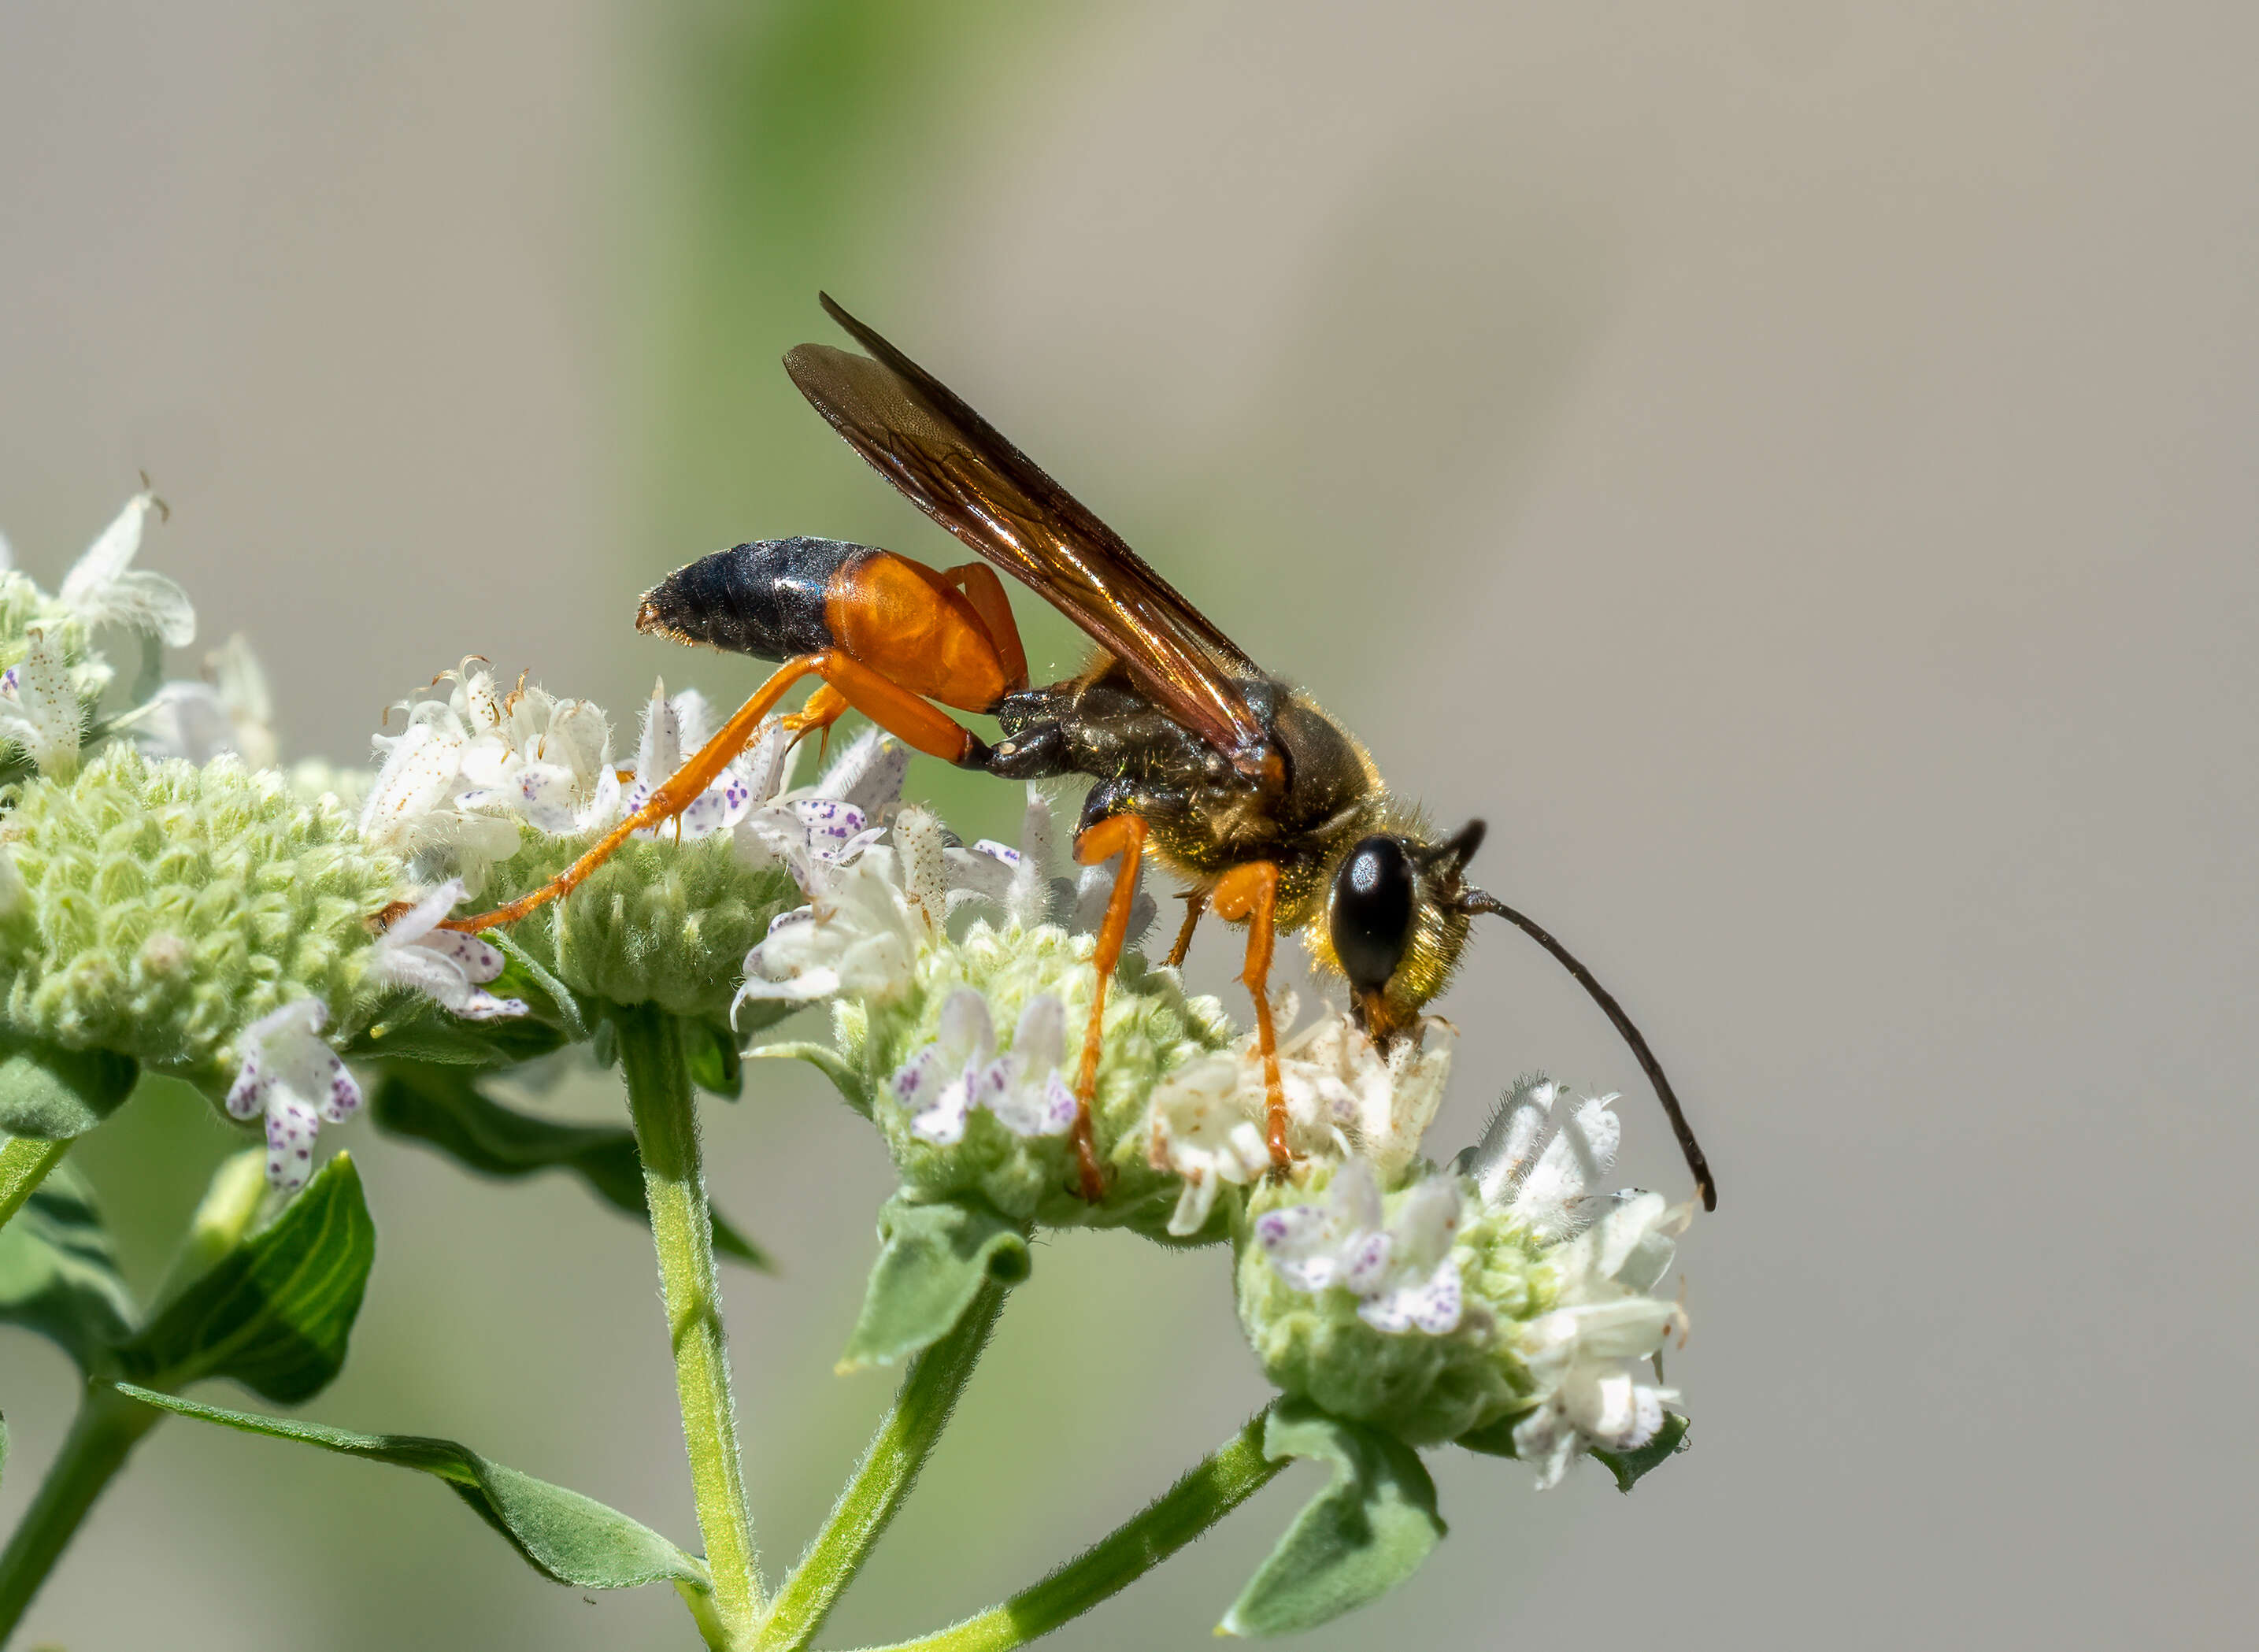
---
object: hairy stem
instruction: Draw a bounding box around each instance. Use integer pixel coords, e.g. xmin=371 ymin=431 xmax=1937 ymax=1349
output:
xmin=619 ymin=1006 xmax=762 ymax=1646
xmin=0 ymin=1135 xmax=69 ymax=1232
xmin=0 ymin=1381 xmax=161 ymax=1638
xmin=760 ymin=1280 xmax=1010 ymax=1651
xmin=854 ymin=1411 xmax=1283 ymax=1652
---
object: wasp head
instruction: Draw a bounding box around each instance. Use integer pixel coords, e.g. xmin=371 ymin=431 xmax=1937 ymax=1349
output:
xmin=1315 ymin=817 xmax=1486 ymax=1045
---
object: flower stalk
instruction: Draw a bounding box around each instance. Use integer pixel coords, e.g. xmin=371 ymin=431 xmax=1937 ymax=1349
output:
xmin=0 ymin=1135 xmax=69 ymax=1232
xmin=618 ymin=1005 xmax=764 ymax=1646
xmin=0 ymin=1380 xmax=162 ymax=1638
xmin=758 ymin=1278 xmax=1009 ymax=1651
xmin=853 ymin=1411 xmax=1284 ymax=1652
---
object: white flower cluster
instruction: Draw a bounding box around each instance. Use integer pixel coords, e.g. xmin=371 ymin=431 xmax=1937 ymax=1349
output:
xmin=887 ymin=987 xmax=1079 ymax=1143
xmin=358 ymin=657 xmax=623 ymax=887
xmin=1146 ymin=998 xmax=1454 ymax=1236
xmin=1 ymin=490 xmax=196 ymax=778
xmin=735 ymin=786 xmax=1072 ymax=1013
xmin=1462 ymin=1077 xmax=1690 ymax=1487
xmin=1254 ymin=1158 xmax=1465 ymax=1335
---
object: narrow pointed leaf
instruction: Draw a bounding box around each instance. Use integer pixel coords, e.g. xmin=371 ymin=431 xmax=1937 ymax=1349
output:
xmin=1220 ymin=1401 xmax=1445 ymax=1638
xmin=369 ymin=1064 xmax=768 ymax=1268
xmin=110 ymin=1383 xmax=707 ymax=1591
xmin=0 ymin=1163 xmax=135 ymax=1369
xmin=836 ymin=1194 xmax=1029 ymax=1372
xmin=120 ymin=1152 xmax=373 ymax=1402
xmin=1591 ymin=1411 xmax=1691 ymax=1492
xmin=0 ymin=1033 xmax=137 ymax=1140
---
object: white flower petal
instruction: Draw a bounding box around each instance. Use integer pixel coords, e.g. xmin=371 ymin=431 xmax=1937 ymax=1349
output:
xmin=815 ymin=728 xmax=909 ymax=813
xmin=0 ymin=629 xmax=83 ymax=776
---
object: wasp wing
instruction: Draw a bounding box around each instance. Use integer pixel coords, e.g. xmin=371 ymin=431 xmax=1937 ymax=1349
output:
xmin=785 ymin=293 xmax=1271 ymax=769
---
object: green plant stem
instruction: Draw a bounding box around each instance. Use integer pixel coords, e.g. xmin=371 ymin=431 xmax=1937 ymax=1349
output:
xmin=760 ymin=1280 xmax=1010 ymax=1651
xmin=0 ymin=1135 xmax=69 ymax=1232
xmin=619 ymin=1006 xmax=763 ymax=1647
xmin=852 ymin=1410 xmax=1284 ymax=1652
xmin=0 ymin=1381 xmax=161 ymax=1638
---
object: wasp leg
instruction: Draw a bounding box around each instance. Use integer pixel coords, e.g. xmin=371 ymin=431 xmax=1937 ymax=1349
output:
xmin=1165 ymin=890 xmax=1206 ymax=969
xmin=935 ymin=562 xmax=1029 ymax=692
xmin=1067 ymin=812 xmax=1149 ymax=1201
xmin=1210 ymin=861 xmax=1289 ymax=1173
xmin=781 ymin=682 xmax=850 ymax=761
xmin=439 ymin=650 xmax=991 ymax=933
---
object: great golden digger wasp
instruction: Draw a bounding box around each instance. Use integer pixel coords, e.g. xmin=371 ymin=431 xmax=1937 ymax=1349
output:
xmin=445 ymin=295 xmax=1716 ymax=1212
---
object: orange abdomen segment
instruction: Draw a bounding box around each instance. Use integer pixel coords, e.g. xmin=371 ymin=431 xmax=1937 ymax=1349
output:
xmin=825 ymin=550 xmax=1013 ymax=713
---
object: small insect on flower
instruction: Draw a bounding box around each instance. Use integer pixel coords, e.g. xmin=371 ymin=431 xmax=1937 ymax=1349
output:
xmin=435 ymin=296 xmax=1717 ymax=1217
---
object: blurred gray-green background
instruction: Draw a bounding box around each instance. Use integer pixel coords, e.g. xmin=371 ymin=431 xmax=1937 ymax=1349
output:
xmin=3 ymin=1 xmax=2255 ymax=1646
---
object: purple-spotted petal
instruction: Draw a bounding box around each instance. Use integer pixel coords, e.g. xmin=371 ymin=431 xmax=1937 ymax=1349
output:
xmin=265 ymin=1095 xmax=322 ymax=1194
xmin=415 ymin=928 xmax=506 ymax=983
xmin=1357 ymin=1259 xmax=1463 ymax=1335
xmin=792 ymin=798 xmax=868 ymax=854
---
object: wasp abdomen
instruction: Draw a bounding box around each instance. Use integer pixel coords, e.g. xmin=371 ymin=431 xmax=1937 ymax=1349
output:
xmin=639 ymin=537 xmax=1018 ymax=715
xmin=637 ymin=535 xmax=868 ymax=660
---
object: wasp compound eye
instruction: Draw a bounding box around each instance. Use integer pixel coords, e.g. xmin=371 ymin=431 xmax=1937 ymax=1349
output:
xmin=1330 ymin=835 xmax=1417 ymax=992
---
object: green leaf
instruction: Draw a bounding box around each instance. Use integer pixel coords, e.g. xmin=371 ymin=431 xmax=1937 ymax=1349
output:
xmin=120 ymin=1153 xmax=373 ymax=1403
xmin=368 ymin=1064 xmax=769 ymax=1269
xmin=0 ymin=1163 xmax=136 ymax=1370
xmin=836 ymin=1194 xmax=1029 ymax=1373
xmin=0 ymin=1033 xmax=138 ymax=1140
xmin=483 ymin=930 xmax=591 ymax=1043
xmin=109 ymin=1383 xmax=708 ymax=1592
xmin=1591 ymin=1411 xmax=1691 ymax=1492
xmin=346 ymin=941 xmax=581 ymax=1069
xmin=682 ymin=1019 xmax=743 ymax=1099
xmin=1220 ymin=1401 xmax=1446 ymax=1638
xmin=1453 ymin=1411 xmax=1524 ymax=1460
xmin=345 ymin=998 xmax=569 ymax=1069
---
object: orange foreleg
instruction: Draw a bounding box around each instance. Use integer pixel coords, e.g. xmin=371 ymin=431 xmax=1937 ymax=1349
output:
xmin=1068 ymin=813 xmax=1149 ymax=1201
xmin=1211 ymin=861 xmax=1290 ymax=1173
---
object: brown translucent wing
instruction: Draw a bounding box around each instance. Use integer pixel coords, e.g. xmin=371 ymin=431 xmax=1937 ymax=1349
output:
xmin=785 ymin=293 xmax=1272 ymax=769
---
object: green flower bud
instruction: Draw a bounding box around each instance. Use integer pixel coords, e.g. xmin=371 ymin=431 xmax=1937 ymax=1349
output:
xmin=837 ymin=918 xmax=1238 ymax=1239
xmin=1234 ymin=1161 xmax=1550 ymax=1446
xmin=483 ymin=830 xmax=802 ymax=1024
xmin=0 ymin=746 xmax=402 ymax=1087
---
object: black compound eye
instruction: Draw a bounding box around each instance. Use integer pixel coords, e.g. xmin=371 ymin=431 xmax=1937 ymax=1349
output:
xmin=1330 ymin=835 xmax=1417 ymax=992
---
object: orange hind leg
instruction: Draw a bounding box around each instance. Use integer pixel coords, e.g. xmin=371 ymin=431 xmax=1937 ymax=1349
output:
xmin=438 ymin=650 xmax=989 ymax=933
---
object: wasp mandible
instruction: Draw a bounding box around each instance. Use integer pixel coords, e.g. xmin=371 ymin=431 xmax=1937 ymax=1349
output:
xmin=445 ymin=295 xmax=1716 ymax=1212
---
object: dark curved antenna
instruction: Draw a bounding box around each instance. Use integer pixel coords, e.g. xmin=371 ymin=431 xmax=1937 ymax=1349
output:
xmin=1461 ymin=889 xmax=1716 ymax=1212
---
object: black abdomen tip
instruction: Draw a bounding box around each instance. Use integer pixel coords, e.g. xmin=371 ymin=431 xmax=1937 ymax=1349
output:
xmin=638 ymin=535 xmax=869 ymax=659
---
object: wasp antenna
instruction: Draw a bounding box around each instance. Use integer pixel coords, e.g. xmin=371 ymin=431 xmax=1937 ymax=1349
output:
xmin=1461 ymin=888 xmax=1716 ymax=1212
